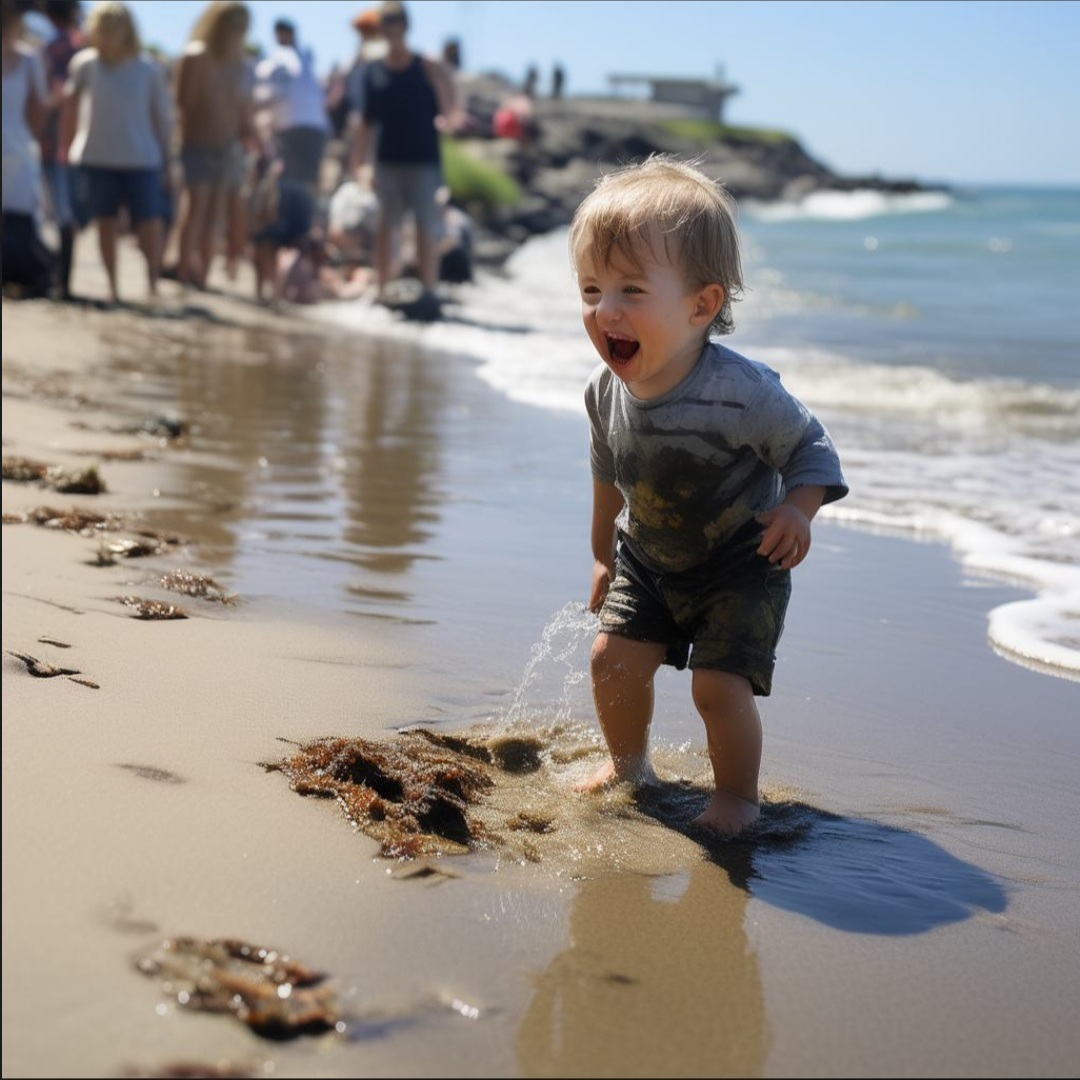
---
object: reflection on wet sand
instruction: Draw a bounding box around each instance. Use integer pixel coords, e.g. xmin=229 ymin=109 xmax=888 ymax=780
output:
xmin=95 ymin=323 xmax=449 ymax=617
xmin=516 ymin=859 xmax=766 ymax=1078
xmin=341 ymin=338 xmax=444 ymax=576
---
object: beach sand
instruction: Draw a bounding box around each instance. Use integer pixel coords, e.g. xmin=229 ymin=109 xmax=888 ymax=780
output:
xmin=3 ymin=248 xmax=1079 ymax=1079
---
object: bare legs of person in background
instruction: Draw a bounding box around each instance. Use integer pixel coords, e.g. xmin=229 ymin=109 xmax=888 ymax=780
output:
xmin=373 ymin=217 xmax=438 ymax=302
xmin=253 ymin=240 xmax=280 ymax=307
xmin=178 ymin=183 xmax=225 ymax=289
xmin=94 ymin=216 xmax=163 ymax=303
xmin=575 ymin=632 xmax=762 ymax=837
xmin=223 ymin=185 xmax=246 ymax=280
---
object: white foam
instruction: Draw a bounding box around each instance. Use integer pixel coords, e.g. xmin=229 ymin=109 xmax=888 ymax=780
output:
xmin=307 ymin=227 xmax=1080 ymax=682
xmin=742 ymin=188 xmax=955 ymax=223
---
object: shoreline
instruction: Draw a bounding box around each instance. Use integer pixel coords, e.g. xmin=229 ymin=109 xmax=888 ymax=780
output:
xmin=4 ymin=251 xmax=1080 ymax=1078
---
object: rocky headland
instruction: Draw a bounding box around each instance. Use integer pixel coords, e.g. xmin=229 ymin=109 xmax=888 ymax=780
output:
xmin=449 ymin=73 xmax=943 ymax=264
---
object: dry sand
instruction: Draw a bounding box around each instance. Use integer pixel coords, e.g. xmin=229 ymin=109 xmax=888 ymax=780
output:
xmin=3 ymin=245 xmax=1079 ymax=1079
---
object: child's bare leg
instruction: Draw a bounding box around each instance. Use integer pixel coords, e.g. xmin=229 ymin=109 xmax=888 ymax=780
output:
xmin=576 ymin=632 xmax=667 ymax=791
xmin=690 ymin=669 xmax=762 ymax=836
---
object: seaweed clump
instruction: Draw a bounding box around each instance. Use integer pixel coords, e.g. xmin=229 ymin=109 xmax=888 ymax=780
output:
xmin=135 ymin=936 xmax=339 ymax=1040
xmin=267 ymin=732 xmax=507 ymax=859
xmin=159 ymin=570 xmax=238 ymax=604
xmin=114 ymin=596 xmax=189 ymax=620
xmin=1 ymin=456 xmax=106 ymax=494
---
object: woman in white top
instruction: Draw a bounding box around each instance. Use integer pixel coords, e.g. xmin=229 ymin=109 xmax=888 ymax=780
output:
xmin=1 ymin=0 xmax=52 ymax=295
xmin=2 ymin=0 xmax=47 ymax=216
xmin=60 ymin=1 xmax=171 ymax=303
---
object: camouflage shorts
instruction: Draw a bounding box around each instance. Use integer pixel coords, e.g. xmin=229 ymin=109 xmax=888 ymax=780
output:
xmin=598 ymin=522 xmax=792 ymax=696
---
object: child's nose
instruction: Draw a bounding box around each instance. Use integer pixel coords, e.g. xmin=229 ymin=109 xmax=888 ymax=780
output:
xmin=596 ymin=293 xmax=622 ymax=322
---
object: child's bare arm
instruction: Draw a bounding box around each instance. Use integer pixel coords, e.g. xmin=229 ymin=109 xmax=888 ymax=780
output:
xmin=590 ymin=480 xmax=624 ymax=612
xmin=756 ymin=484 xmax=825 ymax=570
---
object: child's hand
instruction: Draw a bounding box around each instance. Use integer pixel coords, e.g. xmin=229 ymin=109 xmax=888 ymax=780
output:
xmin=589 ymin=560 xmax=613 ymax=613
xmin=756 ymin=505 xmax=812 ymax=570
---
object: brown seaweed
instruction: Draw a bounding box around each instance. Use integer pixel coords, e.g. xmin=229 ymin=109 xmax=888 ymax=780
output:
xmin=135 ymin=936 xmax=340 ymax=1041
xmin=4 ymin=505 xmax=125 ymax=534
xmin=5 ymin=649 xmax=99 ymax=688
xmin=114 ymin=597 xmax=189 ymax=620
xmin=6 ymin=649 xmax=81 ymax=677
xmin=95 ymin=537 xmax=170 ymax=564
xmin=266 ymin=733 xmax=500 ymax=859
xmin=158 ymin=570 xmax=238 ymax=605
xmin=1 ymin=456 xmax=106 ymax=494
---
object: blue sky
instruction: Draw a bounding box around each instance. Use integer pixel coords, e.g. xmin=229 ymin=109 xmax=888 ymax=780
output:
xmin=118 ymin=0 xmax=1079 ymax=185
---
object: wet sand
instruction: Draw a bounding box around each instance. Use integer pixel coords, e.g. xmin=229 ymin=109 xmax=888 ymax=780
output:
xmin=3 ymin=248 xmax=1079 ymax=1078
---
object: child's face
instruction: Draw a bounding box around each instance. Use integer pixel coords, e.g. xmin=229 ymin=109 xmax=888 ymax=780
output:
xmin=576 ymin=228 xmax=720 ymax=400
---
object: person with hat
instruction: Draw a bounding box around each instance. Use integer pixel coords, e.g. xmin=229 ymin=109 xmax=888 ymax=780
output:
xmin=341 ymin=6 xmax=384 ymax=165
xmin=347 ymin=0 xmax=457 ymax=320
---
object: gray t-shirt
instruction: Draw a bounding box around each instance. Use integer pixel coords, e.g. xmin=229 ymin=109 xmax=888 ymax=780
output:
xmin=67 ymin=49 xmax=171 ymax=169
xmin=585 ymin=340 xmax=849 ymax=573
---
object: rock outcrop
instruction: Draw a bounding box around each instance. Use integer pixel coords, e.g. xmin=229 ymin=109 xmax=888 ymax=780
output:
xmin=453 ymin=73 xmax=940 ymax=263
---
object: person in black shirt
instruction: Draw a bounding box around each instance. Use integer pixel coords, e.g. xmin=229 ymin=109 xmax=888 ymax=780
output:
xmin=348 ymin=0 xmax=456 ymax=319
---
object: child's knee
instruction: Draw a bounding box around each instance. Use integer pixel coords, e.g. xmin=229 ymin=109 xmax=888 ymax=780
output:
xmin=691 ymin=669 xmax=753 ymax=717
xmin=590 ymin=633 xmax=664 ymax=685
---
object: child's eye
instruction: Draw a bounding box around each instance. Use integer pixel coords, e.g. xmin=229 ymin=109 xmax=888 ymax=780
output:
xmin=624 ymin=286 xmax=644 ymax=295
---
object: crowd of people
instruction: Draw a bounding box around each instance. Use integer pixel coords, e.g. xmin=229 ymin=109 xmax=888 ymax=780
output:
xmin=1 ymin=0 xmax=486 ymax=319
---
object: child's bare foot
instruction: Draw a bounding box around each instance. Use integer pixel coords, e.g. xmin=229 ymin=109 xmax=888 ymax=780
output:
xmin=692 ymin=791 xmax=760 ymax=838
xmin=573 ymin=757 xmax=655 ymax=792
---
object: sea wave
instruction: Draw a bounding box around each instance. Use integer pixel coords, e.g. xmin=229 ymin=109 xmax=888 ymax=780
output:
xmin=311 ymin=220 xmax=1079 ymax=681
xmin=742 ymin=188 xmax=955 ymax=223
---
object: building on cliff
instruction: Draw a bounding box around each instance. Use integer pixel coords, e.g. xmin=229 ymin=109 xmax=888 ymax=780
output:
xmin=606 ymin=72 xmax=740 ymax=123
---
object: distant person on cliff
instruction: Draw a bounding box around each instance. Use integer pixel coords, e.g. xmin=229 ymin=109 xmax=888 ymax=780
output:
xmin=570 ymin=156 xmax=848 ymax=837
xmin=551 ymin=62 xmax=564 ymax=99
xmin=348 ymin=0 xmax=458 ymax=320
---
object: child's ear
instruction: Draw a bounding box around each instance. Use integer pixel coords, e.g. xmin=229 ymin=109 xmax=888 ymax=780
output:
xmin=690 ymin=283 xmax=725 ymax=326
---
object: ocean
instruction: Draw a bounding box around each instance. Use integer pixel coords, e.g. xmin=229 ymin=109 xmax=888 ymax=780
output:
xmin=127 ymin=184 xmax=1079 ymax=691
xmin=318 ymin=184 xmax=1080 ymax=683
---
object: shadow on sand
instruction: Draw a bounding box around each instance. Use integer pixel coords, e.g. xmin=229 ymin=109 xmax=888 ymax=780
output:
xmin=630 ymin=780 xmax=1009 ymax=935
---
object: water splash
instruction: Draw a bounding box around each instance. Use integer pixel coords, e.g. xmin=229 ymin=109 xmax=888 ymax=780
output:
xmin=504 ymin=601 xmax=598 ymax=728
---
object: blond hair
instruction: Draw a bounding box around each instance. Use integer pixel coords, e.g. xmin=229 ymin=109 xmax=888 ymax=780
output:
xmin=569 ymin=155 xmax=744 ymax=335
xmin=86 ymin=1 xmax=140 ymax=62
xmin=189 ymin=1 xmax=250 ymax=59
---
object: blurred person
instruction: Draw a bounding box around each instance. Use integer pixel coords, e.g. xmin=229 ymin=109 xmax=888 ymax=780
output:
xmin=441 ymin=36 xmax=460 ymax=71
xmin=1 ymin=0 xmax=52 ymax=297
xmin=40 ymin=0 xmax=86 ymax=299
xmin=349 ymin=0 xmax=458 ymax=319
xmin=60 ymin=0 xmax=172 ymax=303
xmin=254 ymin=17 xmax=329 ymax=193
xmin=174 ymin=0 xmax=253 ymax=288
xmin=248 ymin=152 xmax=312 ymax=306
xmin=341 ymin=6 xmax=383 ymax=159
xmin=551 ymin=61 xmax=564 ymax=99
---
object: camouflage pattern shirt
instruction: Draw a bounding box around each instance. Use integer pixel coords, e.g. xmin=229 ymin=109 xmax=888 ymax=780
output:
xmin=585 ymin=341 xmax=849 ymax=573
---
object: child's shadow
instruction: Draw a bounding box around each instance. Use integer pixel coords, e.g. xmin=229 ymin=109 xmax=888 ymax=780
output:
xmin=630 ymin=781 xmax=1009 ymax=935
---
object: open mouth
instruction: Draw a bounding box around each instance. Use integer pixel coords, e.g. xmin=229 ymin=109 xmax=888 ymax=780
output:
xmin=604 ymin=333 xmax=640 ymax=365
